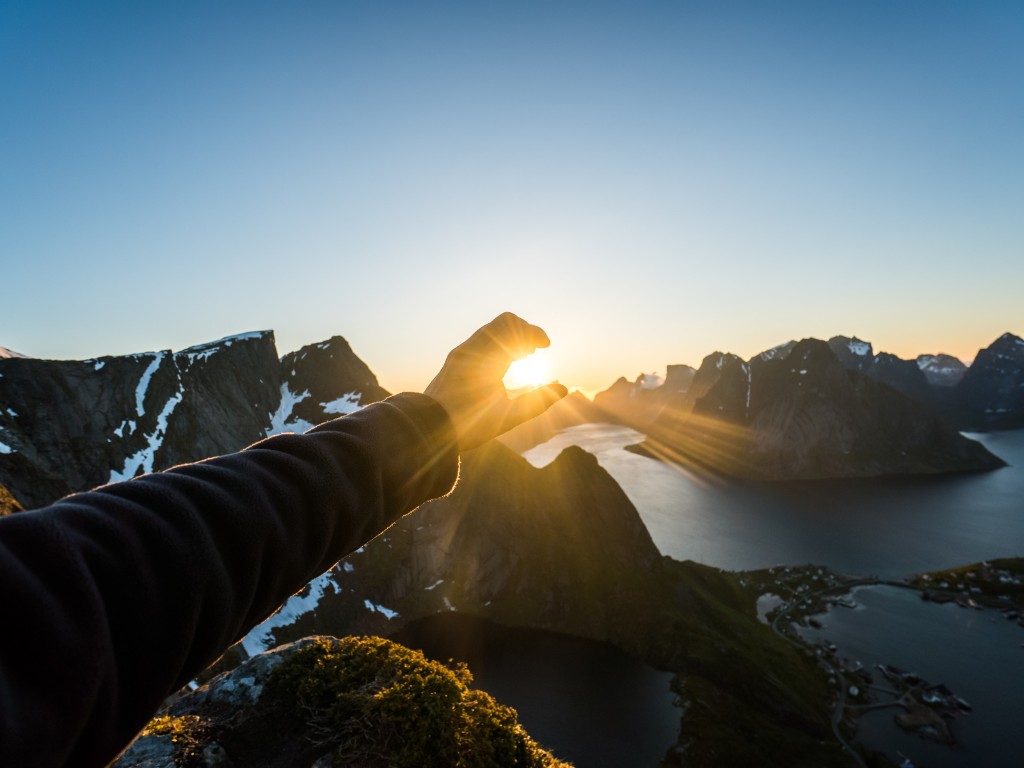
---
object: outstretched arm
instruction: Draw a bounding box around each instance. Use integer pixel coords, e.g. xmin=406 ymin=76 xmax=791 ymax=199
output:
xmin=0 ymin=313 xmax=565 ymax=768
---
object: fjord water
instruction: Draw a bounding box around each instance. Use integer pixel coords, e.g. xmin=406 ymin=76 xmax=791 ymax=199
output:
xmin=798 ymin=586 xmax=1024 ymax=768
xmin=394 ymin=614 xmax=679 ymax=768
xmin=523 ymin=425 xmax=1024 ymax=577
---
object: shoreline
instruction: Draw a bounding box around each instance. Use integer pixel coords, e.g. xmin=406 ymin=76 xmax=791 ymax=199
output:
xmin=744 ymin=560 xmax=1024 ymax=766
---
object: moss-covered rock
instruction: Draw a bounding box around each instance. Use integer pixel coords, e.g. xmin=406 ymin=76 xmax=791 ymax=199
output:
xmin=116 ymin=636 xmax=570 ymax=768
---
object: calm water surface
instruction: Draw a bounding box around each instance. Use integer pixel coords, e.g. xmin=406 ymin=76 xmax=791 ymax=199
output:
xmin=524 ymin=425 xmax=1024 ymax=578
xmin=393 ymin=614 xmax=679 ymax=768
xmin=798 ymin=586 xmax=1024 ymax=768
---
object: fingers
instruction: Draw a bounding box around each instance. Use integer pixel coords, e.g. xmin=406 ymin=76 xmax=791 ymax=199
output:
xmin=464 ymin=312 xmax=550 ymax=364
xmin=500 ymin=382 xmax=568 ymax=433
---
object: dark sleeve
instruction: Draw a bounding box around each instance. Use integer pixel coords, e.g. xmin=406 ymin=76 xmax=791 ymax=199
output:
xmin=0 ymin=392 xmax=459 ymax=768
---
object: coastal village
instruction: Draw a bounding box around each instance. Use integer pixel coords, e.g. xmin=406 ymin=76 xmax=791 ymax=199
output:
xmin=739 ymin=558 xmax=1024 ymax=767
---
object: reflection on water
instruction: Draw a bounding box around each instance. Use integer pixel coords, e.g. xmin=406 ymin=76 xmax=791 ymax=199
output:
xmin=798 ymin=586 xmax=1024 ymax=767
xmin=523 ymin=425 xmax=1024 ymax=578
xmin=392 ymin=613 xmax=679 ymax=768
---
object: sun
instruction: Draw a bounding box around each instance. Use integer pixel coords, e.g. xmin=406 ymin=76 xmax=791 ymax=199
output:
xmin=503 ymin=350 xmax=553 ymax=393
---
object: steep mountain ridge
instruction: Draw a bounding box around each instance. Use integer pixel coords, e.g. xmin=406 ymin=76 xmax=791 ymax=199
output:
xmin=0 ymin=331 xmax=388 ymax=509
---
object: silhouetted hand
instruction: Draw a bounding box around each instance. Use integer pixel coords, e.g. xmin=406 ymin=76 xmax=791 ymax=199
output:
xmin=425 ymin=313 xmax=568 ymax=451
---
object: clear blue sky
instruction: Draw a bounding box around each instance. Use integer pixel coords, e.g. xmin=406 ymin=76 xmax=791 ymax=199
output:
xmin=3 ymin=1 xmax=1022 ymax=393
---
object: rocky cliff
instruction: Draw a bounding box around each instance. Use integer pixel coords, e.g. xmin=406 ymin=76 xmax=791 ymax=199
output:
xmin=0 ymin=332 xmax=389 ymax=509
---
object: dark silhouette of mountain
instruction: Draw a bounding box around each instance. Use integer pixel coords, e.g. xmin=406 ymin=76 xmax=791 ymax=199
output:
xmin=0 ymin=332 xmax=388 ymax=509
xmin=954 ymin=332 xmax=1024 ymax=429
xmin=628 ymin=339 xmax=1003 ymax=480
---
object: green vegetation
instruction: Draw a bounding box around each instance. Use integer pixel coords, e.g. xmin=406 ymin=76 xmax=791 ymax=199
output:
xmin=267 ymin=636 xmax=570 ymax=768
xmin=141 ymin=714 xmax=207 ymax=765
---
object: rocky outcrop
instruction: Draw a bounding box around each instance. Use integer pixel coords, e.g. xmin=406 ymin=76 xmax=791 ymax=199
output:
xmin=0 ymin=331 xmax=389 ymax=509
xmin=953 ymin=333 xmax=1024 ymax=429
xmin=629 ymin=339 xmax=1004 ymax=480
xmin=115 ymin=636 xmax=568 ymax=768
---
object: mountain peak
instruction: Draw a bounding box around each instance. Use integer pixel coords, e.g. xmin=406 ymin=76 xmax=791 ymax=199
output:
xmin=994 ymin=332 xmax=1024 ymax=347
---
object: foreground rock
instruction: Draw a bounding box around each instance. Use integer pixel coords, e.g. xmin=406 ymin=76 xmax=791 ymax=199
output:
xmin=115 ymin=636 xmax=569 ymax=768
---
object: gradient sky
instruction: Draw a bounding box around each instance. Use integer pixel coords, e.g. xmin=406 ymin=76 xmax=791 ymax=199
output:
xmin=3 ymin=1 xmax=1022 ymax=395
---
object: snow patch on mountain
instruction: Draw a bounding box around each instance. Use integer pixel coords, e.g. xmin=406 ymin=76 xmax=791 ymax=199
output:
xmin=0 ymin=346 xmax=29 ymax=359
xmin=134 ymin=353 xmax=166 ymax=417
xmin=240 ymin=570 xmax=340 ymax=656
xmin=363 ymin=600 xmax=399 ymax=620
xmin=848 ymin=339 xmax=871 ymax=356
xmin=267 ymin=384 xmax=315 ymax=435
xmin=111 ymin=375 xmax=184 ymax=482
xmin=322 ymin=393 xmax=362 ymax=416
